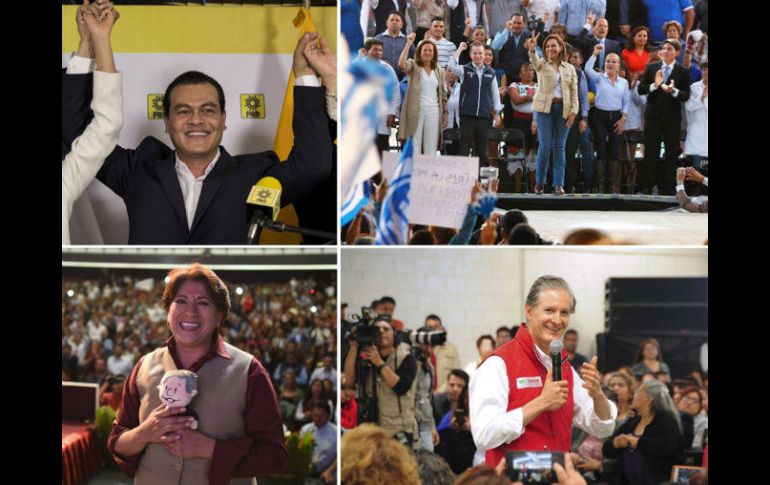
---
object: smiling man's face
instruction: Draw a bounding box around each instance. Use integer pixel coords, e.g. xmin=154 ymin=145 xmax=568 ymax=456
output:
xmin=525 ymin=288 xmax=573 ymax=353
xmin=164 ymin=83 xmax=226 ymax=164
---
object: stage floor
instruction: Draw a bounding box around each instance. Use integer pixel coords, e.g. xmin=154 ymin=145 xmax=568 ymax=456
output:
xmin=522 ymin=210 xmax=708 ymax=245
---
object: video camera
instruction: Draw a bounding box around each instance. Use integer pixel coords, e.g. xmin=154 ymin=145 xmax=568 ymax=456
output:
xmin=505 ymin=451 xmax=565 ymax=484
xmin=527 ymin=16 xmax=546 ymax=35
xmin=342 ymin=306 xmax=384 ymax=349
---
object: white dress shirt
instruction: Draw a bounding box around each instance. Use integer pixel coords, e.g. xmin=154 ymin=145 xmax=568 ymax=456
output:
xmin=469 ymin=342 xmax=617 ymax=451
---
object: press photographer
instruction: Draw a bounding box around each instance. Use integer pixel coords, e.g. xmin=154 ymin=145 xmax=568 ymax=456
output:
xmin=343 ymin=313 xmax=419 ymax=445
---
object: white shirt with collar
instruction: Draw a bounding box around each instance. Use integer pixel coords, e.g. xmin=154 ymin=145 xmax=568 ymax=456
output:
xmin=469 ymin=340 xmax=617 ymax=451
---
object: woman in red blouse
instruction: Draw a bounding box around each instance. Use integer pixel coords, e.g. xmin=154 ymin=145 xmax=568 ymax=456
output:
xmin=621 ymin=27 xmax=651 ymax=76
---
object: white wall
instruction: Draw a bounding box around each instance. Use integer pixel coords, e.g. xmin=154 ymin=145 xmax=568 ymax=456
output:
xmin=341 ymin=247 xmax=708 ymax=368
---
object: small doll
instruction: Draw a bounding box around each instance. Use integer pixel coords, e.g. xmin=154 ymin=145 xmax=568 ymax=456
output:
xmin=158 ymin=369 xmax=199 ymax=429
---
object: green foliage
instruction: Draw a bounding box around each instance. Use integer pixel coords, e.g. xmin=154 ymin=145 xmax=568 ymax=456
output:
xmin=95 ymin=405 xmax=118 ymax=469
xmin=267 ymin=431 xmax=315 ymax=485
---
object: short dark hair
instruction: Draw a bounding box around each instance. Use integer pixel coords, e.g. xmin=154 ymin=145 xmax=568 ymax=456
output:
xmin=508 ymin=223 xmax=539 ymax=245
xmin=511 ymin=13 xmax=525 ymax=21
xmin=662 ymin=38 xmax=682 ymax=51
xmin=364 ymin=38 xmax=384 ymax=51
xmin=564 ymin=329 xmax=578 ymax=337
xmin=387 ymin=11 xmax=405 ymax=24
xmin=476 ymin=334 xmax=495 ymax=350
xmin=425 ymin=314 xmax=442 ymax=325
xmin=409 ymin=229 xmax=437 ymax=245
xmin=448 ymin=369 xmax=470 ymax=385
xmin=380 ymin=296 xmax=396 ymax=305
xmin=502 ymin=210 xmax=528 ymax=235
xmin=163 ymin=71 xmax=226 ymax=117
xmin=431 ymin=17 xmax=445 ymax=25
xmin=415 ymin=450 xmax=456 ymax=485
xmin=496 ymin=326 xmax=512 ymax=336
xmin=311 ymin=400 xmax=331 ymax=416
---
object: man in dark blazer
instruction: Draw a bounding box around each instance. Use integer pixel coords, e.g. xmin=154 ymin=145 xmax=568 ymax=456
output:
xmin=637 ymin=38 xmax=690 ymax=195
xmin=490 ymin=13 xmax=531 ymax=84
xmin=62 ymin=33 xmax=334 ymax=245
xmin=573 ymin=16 xmax=622 ymax=72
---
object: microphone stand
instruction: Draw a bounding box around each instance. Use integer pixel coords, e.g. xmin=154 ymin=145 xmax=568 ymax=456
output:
xmin=249 ymin=215 xmax=337 ymax=245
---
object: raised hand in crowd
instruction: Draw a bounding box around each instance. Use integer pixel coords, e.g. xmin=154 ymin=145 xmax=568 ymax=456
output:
xmin=593 ymin=43 xmax=603 ymax=58
xmin=375 ymin=178 xmax=389 ymax=203
xmin=407 ymin=32 xmax=417 ymax=45
xmin=553 ymin=453 xmax=589 ymax=485
xmin=586 ymin=11 xmax=596 ymax=26
xmin=529 ymin=32 xmax=540 ymax=52
xmin=479 ymin=212 xmax=501 ymax=245
xmin=345 ymin=209 xmax=366 ymax=245
xmin=470 ymin=180 xmax=482 ymax=204
xmin=506 ymin=19 xmax=515 ymax=32
xmin=685 ymin=167 xmax=706 ymax=185
xmin=676 ymin=167 xmax=687 ymax=185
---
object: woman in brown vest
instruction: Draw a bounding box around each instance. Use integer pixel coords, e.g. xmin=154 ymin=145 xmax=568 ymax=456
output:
xmin=108 ymin=263 xmax=288 ymax=484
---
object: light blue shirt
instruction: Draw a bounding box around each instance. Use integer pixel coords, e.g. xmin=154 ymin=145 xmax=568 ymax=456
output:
xmin=491 ymin=29 xmax=526 ymax=52
xmin=584 ymin=55 xmax=629 ymax=113
xmin=560 ymin=0 xmax=607 ymax=37
xmin=300 ymin=421 xmax=338 ymax=474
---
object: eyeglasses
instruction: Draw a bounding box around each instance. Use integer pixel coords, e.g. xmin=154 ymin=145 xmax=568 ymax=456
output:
xmin=681 ymin=396 xmax=700 ymax=403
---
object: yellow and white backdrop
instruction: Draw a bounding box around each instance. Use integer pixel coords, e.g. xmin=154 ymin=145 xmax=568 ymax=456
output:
xmin=62 ymin=4 xmax=336 ymax=244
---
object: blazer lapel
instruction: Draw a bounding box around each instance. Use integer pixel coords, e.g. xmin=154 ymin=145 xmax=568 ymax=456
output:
xmin=189 ymin=147 xmax=234 ymax=236
xmin=154 ymin=154 xmax=189 ymax=233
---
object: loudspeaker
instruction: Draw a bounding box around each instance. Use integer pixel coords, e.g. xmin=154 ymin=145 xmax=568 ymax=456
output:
xmin=605 ymin=277 xmax=707 ymax=335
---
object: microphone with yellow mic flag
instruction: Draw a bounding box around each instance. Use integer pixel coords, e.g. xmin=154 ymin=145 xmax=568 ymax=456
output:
xmin=246 ymin=176 xmax=282 ymax=245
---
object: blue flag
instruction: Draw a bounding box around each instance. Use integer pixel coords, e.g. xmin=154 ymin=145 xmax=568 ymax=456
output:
xmin=341 ymin=180 xmax=372 ymax=227
xmin=375 ymin=138 xmax=414 ymax=245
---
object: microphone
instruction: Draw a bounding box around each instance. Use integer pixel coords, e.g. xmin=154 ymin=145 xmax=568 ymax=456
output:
xmin=246 ymin=176 xmax=282 ymax=244
xmin=550 ymin=340 xmax=563 ymax=381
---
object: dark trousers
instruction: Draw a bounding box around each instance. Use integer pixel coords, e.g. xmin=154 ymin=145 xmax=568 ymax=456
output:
xmin=377 ymin=134 xmax=390 ymax=157
xmin=565 ymin=119 xmax=593 ymax=192
xmin=459 ymin=116 xmax=491 ymax=165
xmin=642 ymin=115 xmax=681 ymax=195
xmin=592 ymin=109 xmax=623 ymax=192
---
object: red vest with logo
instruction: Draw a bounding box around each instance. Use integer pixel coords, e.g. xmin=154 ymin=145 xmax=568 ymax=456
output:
xmin=483 ymin=324 xmax=574 ymax=466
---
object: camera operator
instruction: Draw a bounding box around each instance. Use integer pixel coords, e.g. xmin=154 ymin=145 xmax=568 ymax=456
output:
xmin=425 ymin=314 xmax=461 ymax=392
xmin=413 ymin=331 xmax=440 ymax=452
xmin=343 ymin=317 xmax=419 ymax=445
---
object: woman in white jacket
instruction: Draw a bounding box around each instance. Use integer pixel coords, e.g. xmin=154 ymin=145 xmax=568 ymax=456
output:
xmin=62 ymin=1 xmax=122 ymax=244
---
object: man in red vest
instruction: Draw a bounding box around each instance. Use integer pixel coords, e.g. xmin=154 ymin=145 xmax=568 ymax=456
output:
xmin=469 ymin=275 xmax=617 ymax=467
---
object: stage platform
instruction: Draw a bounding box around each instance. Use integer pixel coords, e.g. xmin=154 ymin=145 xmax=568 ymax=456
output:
xmin=520 ymin=210 xmax=708 ymax=245
xmin=496 ymin=193 xmax=681 ymax=211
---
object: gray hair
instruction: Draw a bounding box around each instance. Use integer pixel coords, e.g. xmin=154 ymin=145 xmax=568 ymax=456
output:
xmin=160 ymin=370 xmax=198 ymax=393
xmin=525 ymin=275 xmax=577 ymax=313
xmin=641 ymin=379 xmax=682 ymax=432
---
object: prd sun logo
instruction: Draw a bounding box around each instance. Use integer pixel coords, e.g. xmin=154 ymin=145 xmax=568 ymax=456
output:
xmin=240 ymin=94 xmax=265 ymax=119
xmin=147 ymin=94 xmax=165 ymax=120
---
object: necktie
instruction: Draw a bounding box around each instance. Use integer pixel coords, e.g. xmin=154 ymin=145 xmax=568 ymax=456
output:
xmin=663 ymin=65 xmax=671 ymax=83
xmin=598 ymin=40 xmax=604 ymax=67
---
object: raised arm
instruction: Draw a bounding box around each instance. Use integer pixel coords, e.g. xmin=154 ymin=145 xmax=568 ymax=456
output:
xmin=265 ymin=33 xmax=334 ymax=205
xmin=62 ymin=3 xmax=123 ymax=243
xmin=399 ymin=33 xmax=417 ymax=72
